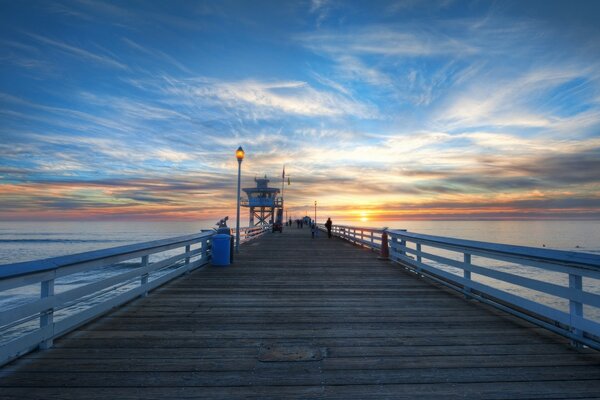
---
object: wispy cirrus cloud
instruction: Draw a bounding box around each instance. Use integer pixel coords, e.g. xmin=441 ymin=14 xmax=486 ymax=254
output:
xmin=27 ymin=33 xmax=127 ymax=70
xmin=121 ymin=37 xmax=192 ymax=74
xmin=298 ymin=25 xmax=477 ymax=58
xmin=436 ymin=66 xmax=600 ymax=131
xmin=163 ymin=77 xmax=378 ymax=119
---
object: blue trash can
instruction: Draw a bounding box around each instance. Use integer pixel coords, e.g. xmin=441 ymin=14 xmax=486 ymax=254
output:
xmin=211 ymin=234 xmax=231 ymax=266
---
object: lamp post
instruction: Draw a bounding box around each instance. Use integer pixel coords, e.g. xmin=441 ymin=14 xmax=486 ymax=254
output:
xmin=235 ymin=146 xmax=244 ymax=253
xmin=314 ymin=201 xmax=317 ymax=225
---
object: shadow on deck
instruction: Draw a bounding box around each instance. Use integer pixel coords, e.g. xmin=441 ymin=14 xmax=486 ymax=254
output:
xmin=1 ymin=227 xmax=600 ymax=399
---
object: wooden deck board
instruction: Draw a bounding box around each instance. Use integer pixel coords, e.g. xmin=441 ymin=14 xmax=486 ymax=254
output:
xmin=1 ymin=227 xmax=600 ymax=399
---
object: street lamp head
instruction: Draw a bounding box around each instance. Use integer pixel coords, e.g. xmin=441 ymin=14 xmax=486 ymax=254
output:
xmin=236 ymin=146 xmax=245 ymax=162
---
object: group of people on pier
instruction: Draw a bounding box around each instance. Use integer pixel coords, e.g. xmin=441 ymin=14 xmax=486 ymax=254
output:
xmin=286 ymin=217 xmax=333 ymax=239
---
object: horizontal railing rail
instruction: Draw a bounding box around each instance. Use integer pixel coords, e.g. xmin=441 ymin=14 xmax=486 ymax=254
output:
xmin=318 ymin=224 xmax=386 ymax=250
xmin=327 ymin=224 xmax=600 ymax=350
xmin=233 ymin=224 xmax=272 ymax=246
xmin=0 ymin=231 xmax=214 ymax=366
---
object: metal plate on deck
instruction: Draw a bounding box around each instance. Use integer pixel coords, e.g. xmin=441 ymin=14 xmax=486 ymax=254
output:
xmin=258 ymin=343 xmax=323 ymax=362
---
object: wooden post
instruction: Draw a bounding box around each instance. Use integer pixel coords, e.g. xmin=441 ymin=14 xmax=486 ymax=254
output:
xmin=464 ymin=253 xmax=472 ymax=299
xmin=399 ymin=229 xmax=407 ymax=256
xmin=569 ymin=273 xmax=583 ymax=347
xmin=416 ymin=243 xmax=422 ymax=273
xmin=390 ymin=235 xmax=398 ymax=261
xmin=185 ymin=244 xmax=191 ymax=274
xmin=141 ymin=255 xmax=149 ymax=297
xmin=203 ymin=238 xmax=210 ymax=262
xmin=39 ymin=278 xmax=54 ymax=350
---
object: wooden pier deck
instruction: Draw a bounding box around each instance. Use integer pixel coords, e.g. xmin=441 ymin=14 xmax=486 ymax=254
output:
xmin=1 ymin=227 xmax=600 ymax=399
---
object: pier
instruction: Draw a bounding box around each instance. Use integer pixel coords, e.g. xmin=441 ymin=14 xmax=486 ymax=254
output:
xmin=1 ymin=226 xmax=600 ymax=398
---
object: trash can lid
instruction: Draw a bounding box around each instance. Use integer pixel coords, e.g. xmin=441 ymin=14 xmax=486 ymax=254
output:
xmin=213 ymin=233 xmax=231 ymax=240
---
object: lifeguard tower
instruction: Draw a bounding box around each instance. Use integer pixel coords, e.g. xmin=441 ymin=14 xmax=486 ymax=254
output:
xmin=241 ymin=176 xmax=283 ymax=228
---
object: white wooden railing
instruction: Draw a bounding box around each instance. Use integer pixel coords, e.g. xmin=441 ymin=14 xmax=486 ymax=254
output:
xmin=319 ymin=224 xmax=388 ymax=250
xmin=234 ymin=224 xmax=272 ymax=245
xmin=325 ymin=224 xmax=600 ymax=350
xmin=0 ymin=231 xmax=214 ymax=366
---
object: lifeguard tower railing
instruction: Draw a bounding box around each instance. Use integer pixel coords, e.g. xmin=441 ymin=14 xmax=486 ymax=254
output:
xmin=240 ymin=197 xmax=283 ymax=208
xmin=320 ymin=224 xmax=600 ymax=350
xmin=0 ymin=223 xmax=270 ymax=367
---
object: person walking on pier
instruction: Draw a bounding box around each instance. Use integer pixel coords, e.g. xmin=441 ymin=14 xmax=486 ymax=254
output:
xmin=325 ymin=217 xmax=333 ymax=239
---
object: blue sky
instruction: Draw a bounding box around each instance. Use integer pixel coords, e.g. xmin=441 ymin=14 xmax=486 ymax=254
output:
xmin=1 ymin=0 xmax=599 ymax=221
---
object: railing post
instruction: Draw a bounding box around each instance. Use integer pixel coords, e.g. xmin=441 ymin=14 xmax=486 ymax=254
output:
xmin=399 ymin=229 xmax=407 ymax=256
xmin=204 ymin=237 xmax=211 ymax=262
xmin=39 ymin=278 xmax=55 ymax=350
xmin=416 ymin=243 xmax=422 ymax=273
xmin=463 ymin=253 xmax=472 ymax=299
xmin=185 ymin=244 xmax=191 ymax=273
xmin=141 ymin=255 xmax=149 ymax=297
xmin=390 ymin=234 xmax=398 ymax=260
xmin=370 ymin=231 xmax=374 ymax=248
xmin=569 ymin=273 xmax=584 ymax=347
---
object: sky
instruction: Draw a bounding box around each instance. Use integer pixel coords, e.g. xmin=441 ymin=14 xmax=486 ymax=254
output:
xmin=1 ymin=0 xmax=599 ymax=222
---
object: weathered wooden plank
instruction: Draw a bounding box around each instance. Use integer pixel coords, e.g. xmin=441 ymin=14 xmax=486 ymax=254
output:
xmin=23 ymin=342 xmax=579 ymax=360
xmin=3 ymin=382 xmax=600 ymax=400
xmin=5 ymin=353 xmax=600 ymax=373
xmin=3 ymin=365 xmax=600 ymax=387
xmin=51 ymin=332 xmax=568 ymax=349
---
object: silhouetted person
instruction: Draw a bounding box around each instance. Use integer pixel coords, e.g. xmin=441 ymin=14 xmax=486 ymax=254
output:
xmin=325 ymin=217 xmax=333 ymax=238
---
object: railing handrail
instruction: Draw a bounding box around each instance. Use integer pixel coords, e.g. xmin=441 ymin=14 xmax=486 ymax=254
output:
xmin=0 ymin=232 xmax=212 ymax=280
xmin=233 ymin=224 xmax=272 ymax=245
xmin=326 ymin=224 xmax=385 ymax=233
xmin=388 ymin=230 xmax=600 ymax=270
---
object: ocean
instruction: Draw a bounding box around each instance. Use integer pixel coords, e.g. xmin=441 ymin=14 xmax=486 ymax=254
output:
xmin=1 ymin=220 xmax=598 ymax=265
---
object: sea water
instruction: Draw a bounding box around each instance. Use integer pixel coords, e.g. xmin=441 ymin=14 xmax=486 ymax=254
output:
xmin=2 ymin=220 xmax=597 ymax=265
xmin=0 ymin=220 xmax=217 ymax=264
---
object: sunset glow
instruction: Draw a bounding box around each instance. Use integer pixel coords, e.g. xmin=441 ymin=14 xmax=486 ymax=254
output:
xmin=1 ymin=1 xmax=599 ymax=222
